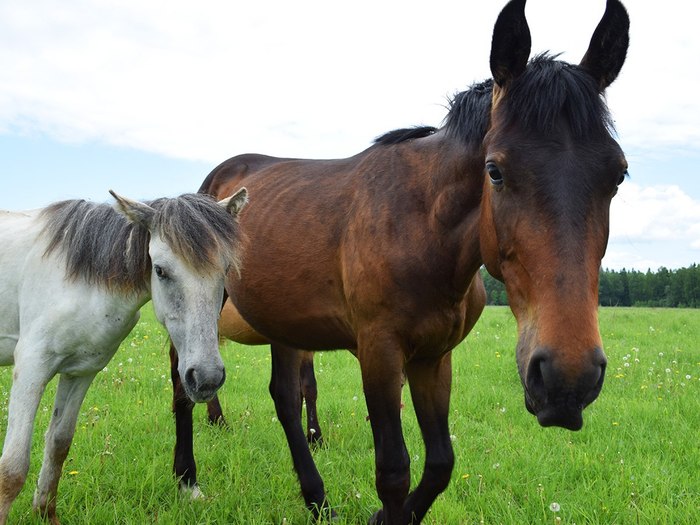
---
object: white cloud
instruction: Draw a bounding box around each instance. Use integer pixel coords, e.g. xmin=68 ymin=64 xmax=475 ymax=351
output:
xmin=606 ymin=183 xmax=700 ymax=270
xmin=611 ymin=183 xmax=700 ymax=243
xmin=0 ymin=0 xmax=698 ymax=271
xmin=0 ymin=0 xmax=488 ymax=161
xmin=608 ymin=1 xmax=700 ymax=153
xmin=1 ymin=0 xmax=697 ymax=162
xmin=690 ymin=226 xmax=700 ymax=250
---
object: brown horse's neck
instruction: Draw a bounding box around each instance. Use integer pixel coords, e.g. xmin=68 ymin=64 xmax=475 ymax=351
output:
xmin=422 ymin=132 xmax=486 ymax=293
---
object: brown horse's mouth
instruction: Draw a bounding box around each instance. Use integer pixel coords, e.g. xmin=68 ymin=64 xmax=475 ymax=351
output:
xmin=526 ymin=398 xmax=584 ymax=431
xmin=524 ymin=367 xmax=605 ymax=431
xmin=520 ymin=343 xmax=607 ymax=432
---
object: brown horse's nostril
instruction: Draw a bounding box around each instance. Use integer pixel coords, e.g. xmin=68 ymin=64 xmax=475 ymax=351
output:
xmin=592 ymin=346 xmax=608 ymax=371
xmin=525 ymin=346 xmax=608 ymax=430
xmin=525 ymin=349 xmax=549 ymax=405
xmin=583 ymin=347 xmax=607 ymax=407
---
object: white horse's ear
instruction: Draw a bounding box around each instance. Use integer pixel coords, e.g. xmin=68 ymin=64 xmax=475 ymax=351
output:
xmin=218 ymin=187 xmax=248 ymax=216
xmin=109 ymin=190 xmax=156 ymax=227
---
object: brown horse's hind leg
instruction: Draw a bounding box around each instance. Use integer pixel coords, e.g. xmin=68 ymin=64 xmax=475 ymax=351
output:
xmin=299 ymin=351 xmax=323 ymax=446
xmin=269 ymin=344 xmax=332 ymax=519
xmin=400 ymin=353 xmax=455 ymax=523
xmin=170 ymin=343 xmax=200 ymax=495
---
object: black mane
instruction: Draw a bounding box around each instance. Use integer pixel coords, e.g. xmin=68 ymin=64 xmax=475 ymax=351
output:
xmin=444 ymin=78 xmax=494 ymax=147
xmin=498 ymin=53 xmax=614 ymax=139
xmin=374 ymin=126 xmax=437 ymax=146
xmin=411 ymin=53 xmax=614 ymax=149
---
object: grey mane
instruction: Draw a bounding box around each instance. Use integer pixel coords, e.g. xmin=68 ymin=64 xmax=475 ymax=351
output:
xmin=40 ymin=193 xmax=242 ymax=294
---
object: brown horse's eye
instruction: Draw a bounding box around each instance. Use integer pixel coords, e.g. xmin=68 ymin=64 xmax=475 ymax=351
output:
xmin=617 ymin=169 xmax=628 ymax=186
xmin=486 ymin=162 xmax=504 ymax=189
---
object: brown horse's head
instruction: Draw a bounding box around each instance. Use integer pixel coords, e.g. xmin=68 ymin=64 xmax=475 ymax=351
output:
xmin=479 ymin=0 xmax=629 ymax=430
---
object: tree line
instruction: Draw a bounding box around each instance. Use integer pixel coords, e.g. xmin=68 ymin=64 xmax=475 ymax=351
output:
xmin=480 ymin=264 xmax=700 ymax=308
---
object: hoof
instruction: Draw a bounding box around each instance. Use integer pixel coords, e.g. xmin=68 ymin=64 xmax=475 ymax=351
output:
xmin=33 ymin=505 xmax=60 ymax=525
xmin=207 ymin=415 xmax=228 ymax=428
xmin=306 ymin=428 xmax=323 ymax=445
xmin=368 ymin=509 xmax=384 ymax=525
xmin=307 ymin=430 xmax=324 ymax=448
xmin=179 ymin=482 xmax=205 ymax=500
xmin=32 ymin=492 xmax=59 ymax=525
xmin=309 ymin=501 xmax=337 ymax=522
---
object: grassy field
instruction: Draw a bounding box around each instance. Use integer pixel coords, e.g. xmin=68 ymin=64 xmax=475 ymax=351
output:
xmin=1 ymin=306 xmax=698 ymax=524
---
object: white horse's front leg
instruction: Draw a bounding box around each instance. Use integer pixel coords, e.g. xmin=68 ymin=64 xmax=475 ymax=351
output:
xmin=0 ymin=348 xmax=52 ymax=525
xmin=33 ymin=372 xmax=97 ymax=525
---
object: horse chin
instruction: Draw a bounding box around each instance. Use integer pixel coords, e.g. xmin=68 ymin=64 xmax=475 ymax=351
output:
xmin=183 ymin=385 xmax=218 ymax=404
xmin=177 ymin=356 xmax=226 ymax=403
xmin=526 ymin=399 xmax=584 ymax=431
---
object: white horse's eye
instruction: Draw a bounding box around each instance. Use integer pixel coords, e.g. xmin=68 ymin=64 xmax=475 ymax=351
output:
xmin=154 ymin=265 xmax=168 ymax=280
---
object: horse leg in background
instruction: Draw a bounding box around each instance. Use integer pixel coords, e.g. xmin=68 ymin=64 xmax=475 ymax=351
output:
xmin=205 ymin=395 xmax=226 ymax=426
xmin=169 ymin=343 xmax=202 ymax=497
xmin=360 ymin=336 xmax=410 ymax=525
xmin=170 ymin=342 xmax=320 ymax=497
xmin=204 ymin=350 xmax=319 ymax=439
xmin=269 ymin=344 xmax=332 ymax=519
xmin=0 ymin=348 xmax=52 ymax=525
xmin=299 ymin=350 xmax=322 ymax=445
xmin=33 ymin=373 xmax=98 ymax=523
xmin=399 ymin=353 xmax=454 ymax=523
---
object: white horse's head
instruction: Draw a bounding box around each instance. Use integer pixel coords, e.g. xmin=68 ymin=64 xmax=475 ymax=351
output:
xmin=111 ymin=189 xmax=248 ymax=402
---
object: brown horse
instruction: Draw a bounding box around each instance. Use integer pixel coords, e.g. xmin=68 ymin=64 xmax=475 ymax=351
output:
xmin=171 ymin=0 xmax=630 ymax=522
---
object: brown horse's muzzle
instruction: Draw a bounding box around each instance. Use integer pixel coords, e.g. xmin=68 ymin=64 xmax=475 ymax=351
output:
xmin=521 ymin=346 xmax=607 ymax=431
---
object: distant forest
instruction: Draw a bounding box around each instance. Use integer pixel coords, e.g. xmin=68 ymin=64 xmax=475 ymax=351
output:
xmin=481 ymin=265 xmax=700 ymax=308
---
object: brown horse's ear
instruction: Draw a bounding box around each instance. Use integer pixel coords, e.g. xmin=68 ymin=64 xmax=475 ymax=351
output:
xmin=579 ymin=0 xmax=630 ymax=91
xmin=490 ymin=0 xmax=531 ymax=87
xmin=218 ymin=187 xmax=248 ymax=216
xmin=109 ymin=190 xmax=156 ymax=228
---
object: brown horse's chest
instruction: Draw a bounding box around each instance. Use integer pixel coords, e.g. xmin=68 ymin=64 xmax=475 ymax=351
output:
xmin=403 ymin=279 xmax=485 ymax=360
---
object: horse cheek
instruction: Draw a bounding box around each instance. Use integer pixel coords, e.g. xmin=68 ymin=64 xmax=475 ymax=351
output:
xmin=478 ymin=191 xmax=502 ymax=281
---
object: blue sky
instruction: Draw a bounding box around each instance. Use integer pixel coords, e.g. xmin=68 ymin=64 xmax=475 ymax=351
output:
xmin=1 ymin=0 xmax=698 ymax=271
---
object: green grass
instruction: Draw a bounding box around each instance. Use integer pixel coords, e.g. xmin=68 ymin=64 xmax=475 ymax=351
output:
xmin=1 ymin=306 xmax=699 ymax=524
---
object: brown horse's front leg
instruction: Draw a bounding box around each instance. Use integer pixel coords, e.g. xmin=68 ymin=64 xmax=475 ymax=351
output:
xmin=299 ymin=350 xmax=322 ymax=446
xmin=401 ymin=353 xmax=454 ymax=523
xmin=170 ymin=343 xmax=200 ymax=495
xmin=269 ymin=344 xmax=333 ymax=520
xmin=360 ymin=337 xmax=410 ymax=525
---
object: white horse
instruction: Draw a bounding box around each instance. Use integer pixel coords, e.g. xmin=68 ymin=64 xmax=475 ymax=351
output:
xmin=0 ymin=188 xmax=248 ymax=524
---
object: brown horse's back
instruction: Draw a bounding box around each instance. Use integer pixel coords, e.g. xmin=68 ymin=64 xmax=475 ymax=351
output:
xmin=199 ymin=153 xmax=298 ymax=196
xmin=202 ymin=153 xmax=358 ymax=348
